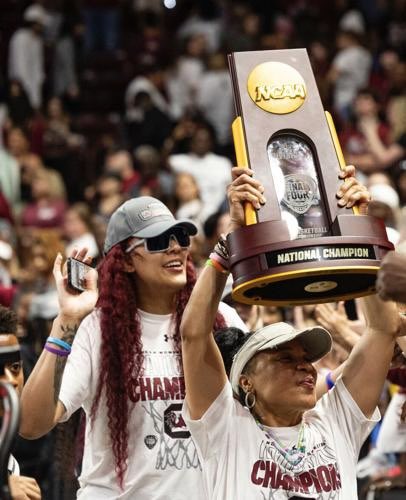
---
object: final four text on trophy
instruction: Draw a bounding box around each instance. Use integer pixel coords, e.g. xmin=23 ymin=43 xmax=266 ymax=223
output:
xmin=227 ymin=49 xmax=393 ymax=306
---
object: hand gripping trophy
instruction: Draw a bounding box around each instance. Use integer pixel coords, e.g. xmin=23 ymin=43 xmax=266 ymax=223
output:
xmin=227 ymin=49 xmax=393 ymax=306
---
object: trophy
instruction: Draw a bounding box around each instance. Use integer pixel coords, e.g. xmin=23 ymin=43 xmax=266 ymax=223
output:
xmin=227 ymin=49 xmax=393 ymax=306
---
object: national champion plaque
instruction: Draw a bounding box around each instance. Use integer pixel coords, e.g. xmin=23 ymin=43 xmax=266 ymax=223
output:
xmin=227 ymin=49 xmax=393 ymax=306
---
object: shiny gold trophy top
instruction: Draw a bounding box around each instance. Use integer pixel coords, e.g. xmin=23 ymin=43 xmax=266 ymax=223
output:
xmin=227 ymin=49 xmax=393 ymax=306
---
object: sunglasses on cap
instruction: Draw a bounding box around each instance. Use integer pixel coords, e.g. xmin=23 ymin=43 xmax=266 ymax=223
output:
xmin=126 ymin=226 xmax=191 ymax=254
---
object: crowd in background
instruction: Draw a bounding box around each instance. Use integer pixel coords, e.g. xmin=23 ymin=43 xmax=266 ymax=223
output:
xmin=0 ymin=0 xmax=405 ymax=498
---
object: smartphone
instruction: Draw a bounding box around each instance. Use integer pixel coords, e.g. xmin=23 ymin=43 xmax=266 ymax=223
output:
xmin=67 ymin=258 xmax=93 ymax=292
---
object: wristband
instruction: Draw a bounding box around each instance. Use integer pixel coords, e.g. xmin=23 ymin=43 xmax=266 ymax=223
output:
xmin=325 ymin=371 xmax=335 ymax=390
xmin=47 ymin=336 xmax=71 ymax=352
xmin=44 ymin=344 xmax=70 ymax=357
xmin=205 ymin=258 xmax=229 ymax=275
xmin=209 ymin=252 xmax=229 ymax=270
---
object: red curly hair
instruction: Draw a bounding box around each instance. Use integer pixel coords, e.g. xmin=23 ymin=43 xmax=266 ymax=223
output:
xmin=90 ymin=243 xmax=226 ymax=486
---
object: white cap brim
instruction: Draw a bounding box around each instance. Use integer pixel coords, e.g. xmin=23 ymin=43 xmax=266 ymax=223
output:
xmin=229 ymin=322 xmax=332 ymax=395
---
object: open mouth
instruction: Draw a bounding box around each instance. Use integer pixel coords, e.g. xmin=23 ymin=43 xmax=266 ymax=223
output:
xmin=163 ymin=259 xmax=184 ymax=271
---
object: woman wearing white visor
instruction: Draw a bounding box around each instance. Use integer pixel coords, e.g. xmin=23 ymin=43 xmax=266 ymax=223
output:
xmin=180 ymin=166 xmax=401 ymax=499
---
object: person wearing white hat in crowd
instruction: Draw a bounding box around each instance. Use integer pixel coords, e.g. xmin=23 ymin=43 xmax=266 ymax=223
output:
xmin=8 ymin=4 xmax=48 ymax=109
xmin=180 ymin=166 xmax=402 ymax=499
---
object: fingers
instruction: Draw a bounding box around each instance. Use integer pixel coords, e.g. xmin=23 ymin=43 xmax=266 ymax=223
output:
xmin=231 ymin=166 xmax=254 ymax=180
xmin=337 ymin=301 xmax=346 ymax=315
xmin=338 ymin=165 xmax=356 ymax=179
xmin=228 ymin=184 xmax=266 ymax=210
xmin=70 ymin=247 xmax=89 ymax=262
xmin=228 ymin=171 xmax=266 ymax=210
xmin=84 ymin=268 xmax=98 ymax=292
xmin=14 ymin=476 xmax=41 ymax=499
xmin=337 ymin=176 xmax=370 ymax=208
xmin=53 ymin=253 xmax=63 ymax=281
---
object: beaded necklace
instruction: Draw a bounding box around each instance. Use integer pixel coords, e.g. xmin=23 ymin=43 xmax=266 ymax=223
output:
xmin=256 ymin=420 xmax=307 ymax=472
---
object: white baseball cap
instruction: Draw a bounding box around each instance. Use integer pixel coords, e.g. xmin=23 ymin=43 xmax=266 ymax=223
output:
xmin=229 ymin=322 xmax=332 ymax=395
xmin=23 ymin=4 xmax=49 ymax=26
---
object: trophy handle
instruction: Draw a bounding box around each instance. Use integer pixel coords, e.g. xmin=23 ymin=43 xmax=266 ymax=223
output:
xmin=325 ymin=111 xmax=360 ymax=216
xmin=231 ymin=117 xmax=258 ymax=225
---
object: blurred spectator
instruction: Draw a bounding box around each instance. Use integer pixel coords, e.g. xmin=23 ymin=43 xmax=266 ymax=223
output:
xmin=63 ymin=202 xmax=100 ymax=259
xmin=104 ymin=149 xmax=140 ymax=196
xmin=196 ymin=52 xmax=234 ymax=149
xmin=328 ymin=30 xmax=372 ymax=121
xmin=369 ymin=49 xmax=401 ymax=103
xmin=8 ymin=4 xmax=47 ymax=110
xmin=125 ymin=64 xmax=173 ymax=123
xmin=16 ymin=229 xmax=65 ymax=355
xmin=52 ymin=13 xmax=82 ymax=99
xmin=42 ymin=97 xmax=84 ymax=187
xmin=0 ymin=240 xmax=16 ymax=307
xmin=0 ymin=148 xmax=20 ymax=214
xmin=387 ymin=94 xmax=406 ymax=142
xmin=6 ymin=126 xmax=31 ymax=165
xmin=168 ymin=124 xmax=232 ymax=219
xmin=82 ymin=0 xmax=121 ymax=53
xmin=20 ymin=168 xmax=67 ymax=230
xmin=125 ymin=90 xmax=173 ymax=150
xmin=177 ymin=1 xmax=222 ymax=53
xmin=133 ymin=145 xmax=166 ymax=198
xmin=0 ymin=307 xmax=42 ymax=499
xmin=89 ymin=172 xmax=125 ymax=225
xmin=341 ymin=88 xmax=390 ymax=176
xmin=362 ymin=120 xmax=406 ymax=170
xmin=126 ymin=8 xmax=168 ymax=69
xmin=5 ymin=80 xmax=33 ymax=130
xmin=167 ymin=34 xmax=207 ymax=117
xmin=174 ymin=171 xmax=205 ymax=230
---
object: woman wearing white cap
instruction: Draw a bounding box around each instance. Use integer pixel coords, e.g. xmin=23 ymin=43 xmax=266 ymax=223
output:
xmin=180 ymin=166 xmax=401 ymax=499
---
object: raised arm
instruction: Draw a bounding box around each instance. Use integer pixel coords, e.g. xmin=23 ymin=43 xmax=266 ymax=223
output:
xmin=342 ymin=294 xmax=400 ymax=418
xmin=180 ymin=168 xmax=265 ymax=419
xmin=20 ymin=250 xmax=98 ymax=439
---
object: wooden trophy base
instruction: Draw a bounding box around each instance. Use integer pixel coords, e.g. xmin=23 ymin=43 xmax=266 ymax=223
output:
xmin=227 ymin=217 xmax=393 ymax=306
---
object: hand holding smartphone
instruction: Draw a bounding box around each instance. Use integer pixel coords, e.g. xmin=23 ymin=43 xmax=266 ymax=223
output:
xmin=66 ymin=257 xmax=94 ymax=292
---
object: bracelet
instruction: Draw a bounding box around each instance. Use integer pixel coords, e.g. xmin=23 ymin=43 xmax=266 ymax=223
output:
xmin=209 ymin=252 xmax=229 ymax=270
xmin=205 ymin=258 xmax=229 ymax=275
xmin=47 ymin=336 xmax=71 ymax=352
xmin=44 ymin=344 xmax=70 ymax=357
xmin=213 ymin=234 xmax=230 ymax=266
xmin=325 ymin=371 xmax=335 ymax=390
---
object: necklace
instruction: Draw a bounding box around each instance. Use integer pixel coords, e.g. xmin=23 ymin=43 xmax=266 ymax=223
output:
xmin=256 ymin=420 xmax=306 ymax=470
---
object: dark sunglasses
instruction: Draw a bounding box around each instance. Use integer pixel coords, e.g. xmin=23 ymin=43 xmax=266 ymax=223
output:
xmin=126 ymin=227 xmax=191 ymax=254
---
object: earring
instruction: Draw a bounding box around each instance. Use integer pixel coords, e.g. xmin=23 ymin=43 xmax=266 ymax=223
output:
xmin=244 ymin=391 xmax=256 ymax=409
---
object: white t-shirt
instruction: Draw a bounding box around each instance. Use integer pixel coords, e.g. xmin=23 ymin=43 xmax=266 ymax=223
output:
xmin=183 ymin=377 xmax=379 ymax=500
xmin=168 ymin=153 xmax=232 ymax=218
xmin=376 ymin=392 xmax=406 ymax=453
xmin=59 ymin=302 xmax=246 ymax=499
xmin=332 ymin=46 xmax=372 ymax=110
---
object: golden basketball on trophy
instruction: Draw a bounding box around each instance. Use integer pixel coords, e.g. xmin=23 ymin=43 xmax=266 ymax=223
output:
xmin=227 ymin=49 xmax=393 ymax=306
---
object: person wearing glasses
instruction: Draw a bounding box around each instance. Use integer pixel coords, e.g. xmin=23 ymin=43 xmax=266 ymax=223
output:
xmin=180 ymin=167 xmax=401 ymax=499
xmin=19 ymin=196 xmax=246 ymax=499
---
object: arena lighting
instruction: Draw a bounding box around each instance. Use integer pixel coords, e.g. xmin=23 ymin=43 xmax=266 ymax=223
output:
xmin=163 ymin=0 xmax=176 ymax=9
